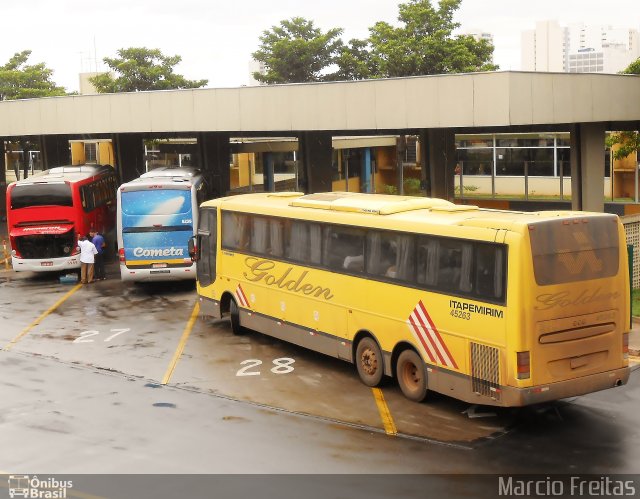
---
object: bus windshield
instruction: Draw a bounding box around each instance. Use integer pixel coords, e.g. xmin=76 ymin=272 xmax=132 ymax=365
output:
xmin=529 ymin=216 xmax=619 ymax=286
xmin=121 ymin=189 xmax=192 ymax=229
xmin=122 ymin=190 xmax=190 ymax=215
xmin=10 ymin=183 xmax=73 ymax=209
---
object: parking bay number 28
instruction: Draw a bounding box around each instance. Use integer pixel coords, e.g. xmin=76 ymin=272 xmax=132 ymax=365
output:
xmin=236 ymin=358 xmax=295 ymax=376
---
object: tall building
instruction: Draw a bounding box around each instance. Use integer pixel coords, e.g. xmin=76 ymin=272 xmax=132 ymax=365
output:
xmin=521 ymin=21 xmax=567 ymax=72
xmin=248 ymin=59 xmax=266 ymax=86
xmin=521 ymin=21 xmax=639 ymax=73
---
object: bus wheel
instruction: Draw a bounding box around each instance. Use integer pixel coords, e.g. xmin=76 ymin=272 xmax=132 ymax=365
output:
xmin=396 ymin=349 xmax=427 ymax=402
xmin=355 ymin=337 xmax=384 ymax=387
xmin=229 ymin=299 xmax=244 ymax=335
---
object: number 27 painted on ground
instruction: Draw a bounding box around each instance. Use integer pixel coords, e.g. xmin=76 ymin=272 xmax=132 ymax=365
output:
xmin=73 ymin=328 xmax=131 ymax=344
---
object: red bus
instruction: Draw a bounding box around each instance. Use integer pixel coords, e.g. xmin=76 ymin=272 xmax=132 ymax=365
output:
xmin=6 ymin=165 xmax=119 ymax=272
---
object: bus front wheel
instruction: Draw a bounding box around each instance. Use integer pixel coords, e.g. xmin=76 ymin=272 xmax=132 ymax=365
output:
xmin=355 ymin=337 xmax=384 ymax=387
xmin=229 ymin=299 xmax=244 ymax=335
xmin=396 ymin=349 xmax=428 ymax=402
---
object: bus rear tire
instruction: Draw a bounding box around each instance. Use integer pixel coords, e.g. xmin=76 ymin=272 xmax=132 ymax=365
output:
xmin=396 ymin=349 xmax=428 ymax=402
xmin=355 ymin=336 xmax=384 ymax=387
xmin=229 ymin=299 xmax=244 ymax=335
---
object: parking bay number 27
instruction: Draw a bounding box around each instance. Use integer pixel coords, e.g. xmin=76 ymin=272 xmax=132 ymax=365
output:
xmin=73 ymin=328 xmax=131 ymax=343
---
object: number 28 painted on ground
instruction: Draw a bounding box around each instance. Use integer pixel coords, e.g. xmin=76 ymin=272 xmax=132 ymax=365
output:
xmin=73 ymin=328 xmax=131 ymax=344
xmin=236 ymin=358 xmax=295 ymax=376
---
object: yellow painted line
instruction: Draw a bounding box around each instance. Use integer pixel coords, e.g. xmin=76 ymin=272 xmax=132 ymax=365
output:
xmin=162 ymin=301 xmax=199 ymax=385
xmin=372 ymin=387 xmax=397 ymax=436
xmin=4 ymin=283 xmax=83 ymax=351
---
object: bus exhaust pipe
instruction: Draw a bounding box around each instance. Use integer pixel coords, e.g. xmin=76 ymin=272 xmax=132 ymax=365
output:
xmin=615 ymin=379 xmax=623 ymax=387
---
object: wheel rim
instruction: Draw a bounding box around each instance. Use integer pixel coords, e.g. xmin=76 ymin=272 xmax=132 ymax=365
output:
xmin=400 ymin=358 xmax=421 ymax=391
xmin=361 ymin=347 xmax=378 ymax=376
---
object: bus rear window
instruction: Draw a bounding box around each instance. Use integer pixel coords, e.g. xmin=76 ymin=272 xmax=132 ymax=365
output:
xmin=10 ymin=183 xmax=73 ymax=209
xmin=121 ymin=190 xmax=191 ymax=216
xmin=529 ymin=216 xmax=619 ymax=286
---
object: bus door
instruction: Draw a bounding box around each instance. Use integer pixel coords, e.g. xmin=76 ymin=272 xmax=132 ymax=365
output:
xmin=196 ymin=208 xmax=217 ymax=287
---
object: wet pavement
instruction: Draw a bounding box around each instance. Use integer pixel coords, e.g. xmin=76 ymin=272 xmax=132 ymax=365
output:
xmin=1 ymin=262 xmax=639 ymax=484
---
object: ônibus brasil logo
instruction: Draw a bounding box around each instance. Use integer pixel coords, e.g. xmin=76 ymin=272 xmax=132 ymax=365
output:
xmin=7 ymin=475 xmax=73 ymax=498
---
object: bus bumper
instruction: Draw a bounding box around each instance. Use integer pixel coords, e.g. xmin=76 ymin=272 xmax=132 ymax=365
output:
xmin=12 ymin=256 xmax=80 ymax=272
xmin=499 ymin=366 xmax=630 ymax=407
xmin=119 ymin=264 xmax=196 ymax=282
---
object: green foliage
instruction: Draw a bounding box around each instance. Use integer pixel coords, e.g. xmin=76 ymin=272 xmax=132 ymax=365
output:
xmin=382 ymin=184 xmax=398 ymax=195
xmin=622 ymin=57 xmax=640 ymax=74
xmin=254 ymin=1 xmax=497 ymax=85
xmin=252 ymin=17 xmax=344 ymax=84
xmin=90 ymin=47 xmax=208 ymax=93
xmin=331 ymin=39 xmax=379 ymax=81
xmin=454 ymin=184 xmax=479 ymax=195
xmin=366 ymin=0 xmax=498 ymax=77
xmin=403 ymin=177 xmax=422 ymax=195
xmin=0 ymin=50 xmax=66 ymax=101
xmin=606 ymin=131 xmax=639 ymax=161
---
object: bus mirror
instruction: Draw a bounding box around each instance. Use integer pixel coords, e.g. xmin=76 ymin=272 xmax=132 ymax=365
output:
xmin=188 ymin=236 xmax=198 ymax=262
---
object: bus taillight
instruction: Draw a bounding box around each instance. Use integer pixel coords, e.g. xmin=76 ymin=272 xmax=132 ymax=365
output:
xmin=517 ymin=351 xmax=530 ymax=380
xmin=623 ymin=333 xmax=629 ymax=360
xmin=119 ymin=248 xmax=125 ymax=263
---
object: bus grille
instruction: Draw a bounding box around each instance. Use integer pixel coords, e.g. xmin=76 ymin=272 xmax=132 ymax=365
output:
xmin=471 ymin=342 xmax=501 ymax=400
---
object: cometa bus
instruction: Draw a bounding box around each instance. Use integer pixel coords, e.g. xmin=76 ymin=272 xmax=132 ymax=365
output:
xmin=190 ymin=191 xmax=630 ymax=406
xmin=117 ymin=167 xmax=208 ymax=282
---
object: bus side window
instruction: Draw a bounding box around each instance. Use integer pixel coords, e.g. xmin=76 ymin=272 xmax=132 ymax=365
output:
xmin=417 ymin=237 xmax=439 ymax=286
xmin=269 ymin=218 xmax=285 ymax=258
xmin=251 ymin=216 xmax=270 ymax=254
xmin=475 ymin=244 xmax=505 ymax=300
xmin=367 ymin=231 xmax=415 ymax=281
xmin=222 ymin=212 xmax=250 ymax=251
xmin=286 ymin=221 xmax=321 ymax=265
xmin=323 ymin=225 xmax=365 ymax=272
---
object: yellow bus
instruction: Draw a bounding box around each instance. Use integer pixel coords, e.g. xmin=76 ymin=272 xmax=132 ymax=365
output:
xmin=190 ymin=191 xmax=630 ymax=407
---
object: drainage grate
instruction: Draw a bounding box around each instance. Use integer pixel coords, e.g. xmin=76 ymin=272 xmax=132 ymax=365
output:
xmin=471 ymin=342 xmax=501 ymax=400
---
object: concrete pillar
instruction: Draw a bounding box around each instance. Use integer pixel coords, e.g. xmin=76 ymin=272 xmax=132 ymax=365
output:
xmin=298 ymin=131 xmax=333 ymax=193
xmin=424 ymin=128 xmax=456 ymax=200
xmin=570 ymin=123 xmax=606 ymax=212
xmin=114 ymin=133 xmax=145 ymax=183
xmin=41 ymin=135 xmax=71 ymax=168
xmin=362 ymin=148 xmax=372 ymax=193
xmin=197 ymin=132 xmax=230 ymax=198
xmin=263 ymin=152 xmax=275 ymax=192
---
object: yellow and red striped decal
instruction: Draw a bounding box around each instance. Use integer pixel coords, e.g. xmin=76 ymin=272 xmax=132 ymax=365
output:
xmin=235 ymin=284 xmax=250 ymax=308
xmin=407 ymin=300 xmax=458 ymax=369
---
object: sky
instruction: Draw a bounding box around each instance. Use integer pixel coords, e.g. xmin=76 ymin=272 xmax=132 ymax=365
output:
xmin=1 ymin=0 xmax=639 ymax=93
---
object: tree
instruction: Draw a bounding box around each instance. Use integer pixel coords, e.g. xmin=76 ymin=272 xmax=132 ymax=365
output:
xmin=331 ymin=39 xmax=379 ymax=81
xmin=89 ymin=47 xmax=208 ymax=93
xmin=606 ymin=59 xmax=640 ymax=162
xmin=622 ymin=57 xmax=640 ymax=74
xmin=366 ymin=0 xmax=498 ymax=77
xmin=252 ymin=17 xmax=344 ymax=84
xmin=606 ymin=131 xmax=639 ymax=161
xmin=0 ymin=50 xmax=66 ymax=101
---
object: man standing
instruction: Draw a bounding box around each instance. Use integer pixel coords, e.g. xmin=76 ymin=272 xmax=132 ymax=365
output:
xmin=78 ymin=235 xmax=98 ymax=284
xmin=90 ymin=230 xmax=106 ymax=280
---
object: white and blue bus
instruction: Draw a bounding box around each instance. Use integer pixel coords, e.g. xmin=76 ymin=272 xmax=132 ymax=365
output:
xmin=117 ymin=167 xmax=208 ymax=282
